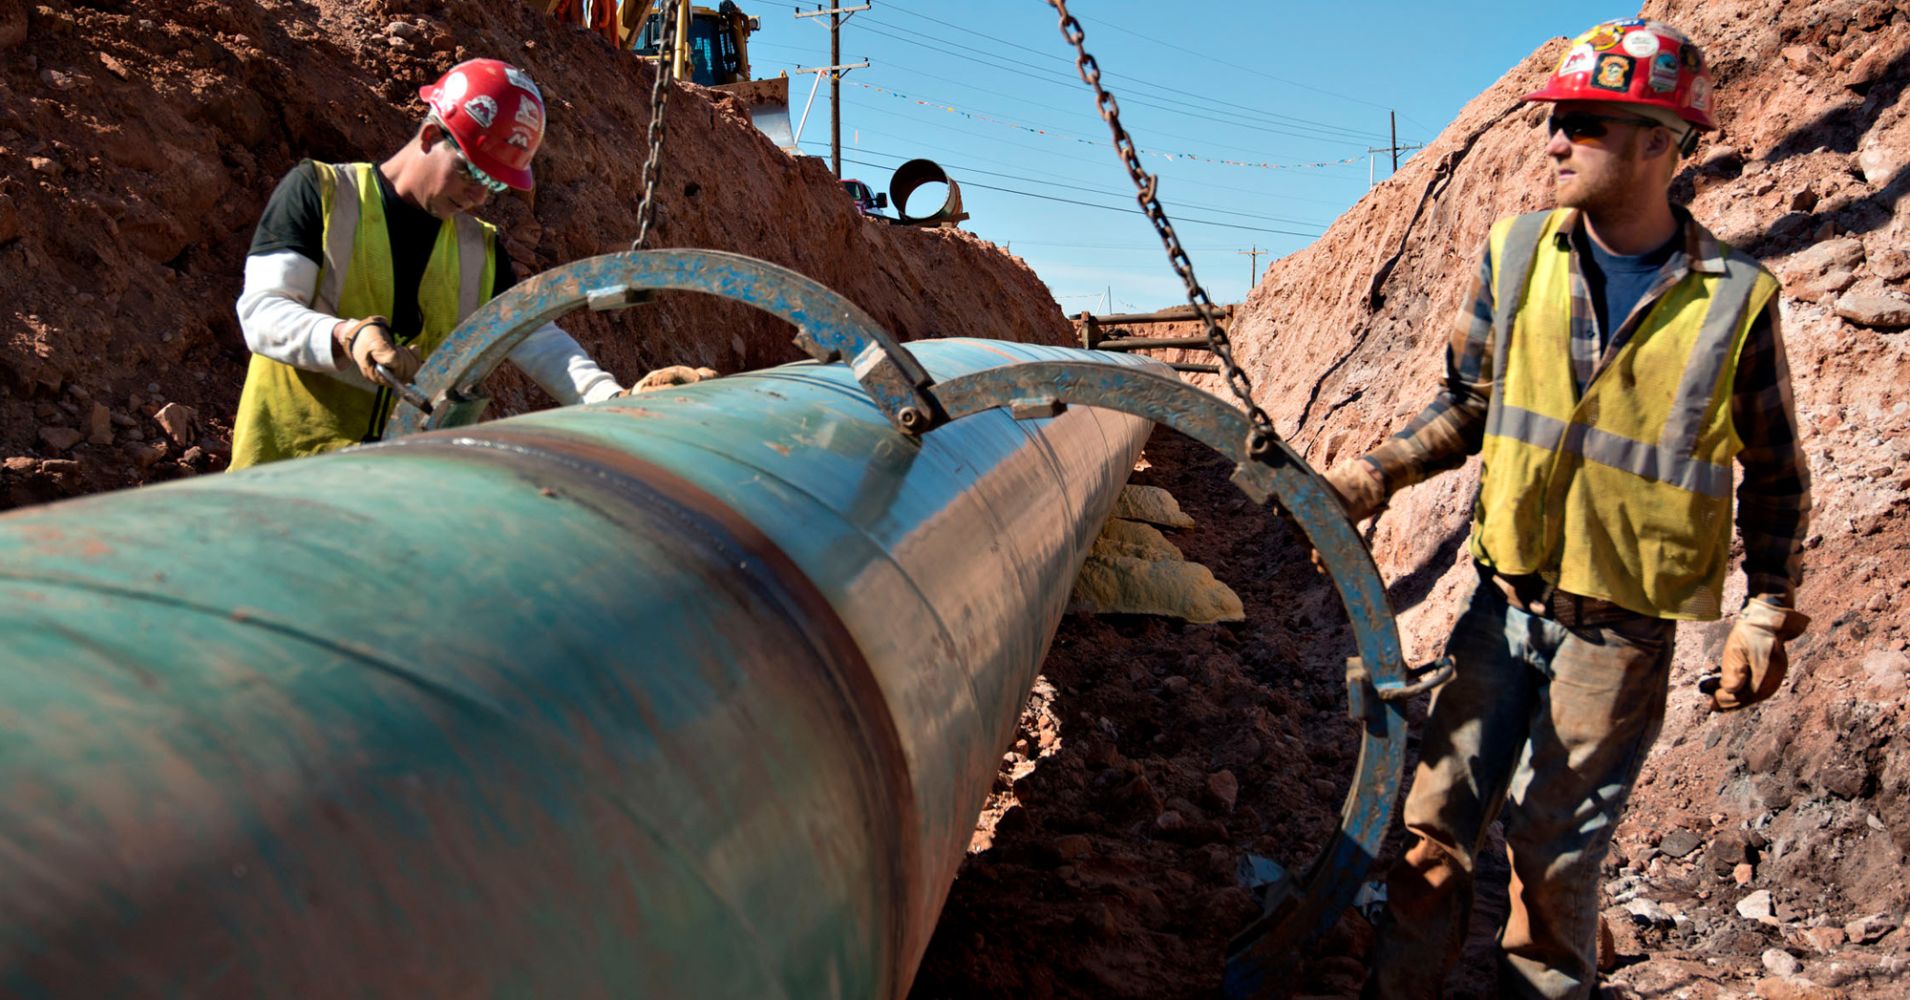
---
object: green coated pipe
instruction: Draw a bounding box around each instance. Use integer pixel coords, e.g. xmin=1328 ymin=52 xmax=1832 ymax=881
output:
xmin=0 ymin=340 xmax=1156 ymax=998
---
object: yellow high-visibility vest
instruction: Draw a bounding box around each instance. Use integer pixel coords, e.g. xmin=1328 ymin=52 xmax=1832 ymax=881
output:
xmin=229 ymin=161 xmax=495 ymax=469
xmin=1470 ymin=209 xmax=1778 ymax=620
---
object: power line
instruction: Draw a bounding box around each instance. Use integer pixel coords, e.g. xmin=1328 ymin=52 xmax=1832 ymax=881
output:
xmin=844 ymin=145 xmax=1329 ymax=230
xmin=848 ymin=21 xmax=1377 ymax=149
xmin=814 ymin=119 xmax=1365 ymax=211
xmin=846 ymin=77 xmax=1373 ymax=169
xmin=875 ymin=0 xmax=1389 ymax=142
xmin=830 ymin=85 xmax=1371 ymax=180
xmin=1002 ymin=240 xmax=1249 ymax=252
xmin=1089 ymin=13 xmax=1408 ymax=123
xmin=836 ymin=154 xmax=1322 ymax=239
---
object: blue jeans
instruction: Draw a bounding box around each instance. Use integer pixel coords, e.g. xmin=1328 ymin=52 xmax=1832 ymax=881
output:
xmin=1365 ymin=571 xmax=1675 ymax=1000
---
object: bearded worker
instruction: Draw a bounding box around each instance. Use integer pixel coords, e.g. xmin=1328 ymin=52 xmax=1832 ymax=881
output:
xmin=230 ymin=58 xmax=632 ymax=469
xmin=1335 ymin=19 xmax=1812 ymax=999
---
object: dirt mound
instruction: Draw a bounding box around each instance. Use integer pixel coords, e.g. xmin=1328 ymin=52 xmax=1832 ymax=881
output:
xmin=0 ymin=0 xmax=1067 ymax=507
xmin=1207 ymin=0 xmax=1908 ymax=992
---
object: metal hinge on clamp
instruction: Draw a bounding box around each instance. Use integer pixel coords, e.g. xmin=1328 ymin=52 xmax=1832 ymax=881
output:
xmin=1344 ymin=655 xmax=1455 ymax=723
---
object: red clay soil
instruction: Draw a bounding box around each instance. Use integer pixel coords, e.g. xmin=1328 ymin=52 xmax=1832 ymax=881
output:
xmin=0 ymin=0 xmax=1067 ymax=507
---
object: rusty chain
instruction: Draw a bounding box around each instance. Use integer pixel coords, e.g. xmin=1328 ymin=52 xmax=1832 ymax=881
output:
xmin=1045 ymin=0 xmax=1277 ymax=455
xmin=630 ymin=0 xmax=681 ymax=251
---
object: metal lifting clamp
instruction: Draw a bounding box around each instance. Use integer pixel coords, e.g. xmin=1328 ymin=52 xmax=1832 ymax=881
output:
xmin=379 ymin=250 xmax=1427 ymax=998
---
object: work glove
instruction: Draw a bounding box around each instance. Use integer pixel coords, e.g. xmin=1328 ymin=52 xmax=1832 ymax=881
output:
xmin=1322 ymin=457 xmax=1387 ymax=523
xmin=336 ymin=316 xmax=422 ymax=386
xmin=1709 ymin=598 xmax=1811 ymax=711
xmin=620 ymin=365 xmax=720 ymax=395
xmin=1309 ymin=457 xmax=1386 ymax=575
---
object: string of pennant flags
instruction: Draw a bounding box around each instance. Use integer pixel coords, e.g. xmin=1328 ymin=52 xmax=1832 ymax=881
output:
xmin=846 ymin=81 xmax=1367 ymax=171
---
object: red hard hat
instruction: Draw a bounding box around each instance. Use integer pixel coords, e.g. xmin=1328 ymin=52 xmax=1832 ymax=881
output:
xmin=418 ymin=59 xmax=547 ymax=190
xmin=1524 ymin=19 xmax=1716 ymax=131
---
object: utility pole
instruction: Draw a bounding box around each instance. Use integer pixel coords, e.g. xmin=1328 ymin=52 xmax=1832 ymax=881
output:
xmin=1365 ymin=110 xmax=1425 ymax=187
xmin=1236 ymin=245 xmax=1264 ymax=287
xmin=795 ymin=3 xmax=872 ymax=178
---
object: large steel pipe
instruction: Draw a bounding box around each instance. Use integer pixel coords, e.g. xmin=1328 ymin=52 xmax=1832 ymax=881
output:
xmin=0 ymin=340 xmax=1159 ymax=997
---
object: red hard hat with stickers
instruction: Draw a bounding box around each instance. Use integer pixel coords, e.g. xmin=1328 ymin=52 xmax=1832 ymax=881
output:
xmin=1524 ymin=19 xmax=1716 ymax=134
xmin=418 ymin=59 xmax=547 ymax=191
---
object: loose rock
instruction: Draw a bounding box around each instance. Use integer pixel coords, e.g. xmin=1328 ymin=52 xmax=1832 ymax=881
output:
xmin=1110 ymin=485 xmax=1196 ymax=529
xmin=1842 ymin=912 xmax=1897 ymax=944
xmin=1753 ymin=976 xmax=1843 ymax=1000
xmin=37 ymin=426 xmax=82 ymax=451
xmin=1781 ymin=238 xmax=1864 ymax=282
xmin=1798 ymin=926 xmax=1846 ymax=954
xmin=38 ymin=459 xmax=80 ymax=480
xmin=1834 ymin=290 xmax=1910 ymax=329
xmin=1626 ymin=897 xmax=1676 ymax=927
xmin=1660 ymin=828 xmax=1703 ymax=859
xmin=1205 ymin=769 xmax=1238 ymax=812
xmin=1856 ymin=143 xmax=1903 ymax=188
xmin=153 ymin=402 xmax=196 ymax=446
xmin=1739 ymin=890 xmax=1780 ymax=925
xmin=86 ymin=402 xmax=112 ymax=446
xmin=124 ymin=441 xmax=165 ymax=470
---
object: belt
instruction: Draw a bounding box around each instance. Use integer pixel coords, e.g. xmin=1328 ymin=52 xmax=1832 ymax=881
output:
xmin=1485 ymin=570 xmax=1652 ymax=628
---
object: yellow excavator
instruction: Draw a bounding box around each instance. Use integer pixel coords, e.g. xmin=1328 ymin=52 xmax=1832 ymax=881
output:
xmin=544 ymin=0 xmax=794 ymax=148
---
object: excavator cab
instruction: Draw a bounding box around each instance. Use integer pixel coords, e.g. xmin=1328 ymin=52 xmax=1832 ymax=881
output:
xmin=632 ymin=4 xmax=748 ymax=86
xmin=617 ymin=0 xmax=794 ymax=149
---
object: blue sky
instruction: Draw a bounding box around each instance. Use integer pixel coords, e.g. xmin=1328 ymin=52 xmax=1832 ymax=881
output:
xmin=742 ymin=1 xmax=1633 ymax=312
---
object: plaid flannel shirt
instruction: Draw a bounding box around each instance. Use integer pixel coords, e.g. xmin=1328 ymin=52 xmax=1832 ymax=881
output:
xmin=1362 ymin=208 xmax=1811 ymax=609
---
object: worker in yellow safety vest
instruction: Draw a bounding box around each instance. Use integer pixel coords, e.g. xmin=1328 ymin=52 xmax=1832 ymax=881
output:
xmin=1326 ymin=20 xmax=1812 ymax=999
xmin=230 ymin=58 xmax=716 ymax=470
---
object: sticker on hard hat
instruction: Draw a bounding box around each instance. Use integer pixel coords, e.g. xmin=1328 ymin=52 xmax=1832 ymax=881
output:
xmin=463 ymin=95 xmax=497 ymax=129
xmin=1650 ymin=53 xmax=1680 ymax=92
xmin=442 ymin=71 xmax=469 ymax=102
xmin=1558 ymin=43 xmax=1597 ymax=77
xmin=1586 ymin=24 xmax=1624 ymax=51
xmin=515 ymin=96 xmax=544 ymax=131
xmin=1681 ymin=44 xmax=1705 ymax=73
xmin=1622 ymin=30 xmax=1660 ymax=58
xmin=1688 ymin=76 xmax=1713 ymax=112
xmin=504 ymin=66 xmax=541 ymax=99
xmin=508 ymin=128 xmax=534 ymax=149
xmin=1592 ymin=55 xmax=1634 ymax=92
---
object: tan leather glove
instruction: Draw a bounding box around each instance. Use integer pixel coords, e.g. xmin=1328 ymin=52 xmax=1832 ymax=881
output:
xmin=335 ymin=316 xmax=422 ymax=385
xmin=1322 ymin=457 xmax=1387 ymax=522
xmin=621 ymin=365 xmax=719 ymax=396
xmin=1309 ymin=457 xmax=1386 ymax=575
xmin=1710 ymin=598 xmax=1811 ymax=711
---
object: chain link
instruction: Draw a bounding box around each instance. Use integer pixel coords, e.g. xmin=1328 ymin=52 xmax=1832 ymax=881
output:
xmin=1045 ymin=0 xmax=1276 ymax=453
xmin=630 ymin=0 xmax=681 ymax=252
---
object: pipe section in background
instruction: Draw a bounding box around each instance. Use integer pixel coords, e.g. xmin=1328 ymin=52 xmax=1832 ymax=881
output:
xmin=890 ymin=158 xmax=968 ymax=226
xmin=0 ymin=340 xmax=1159 ymax=998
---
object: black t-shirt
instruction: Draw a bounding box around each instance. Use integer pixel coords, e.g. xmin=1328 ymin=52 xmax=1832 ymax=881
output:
xmin=247 ymin=161 xmax=516 ymax=343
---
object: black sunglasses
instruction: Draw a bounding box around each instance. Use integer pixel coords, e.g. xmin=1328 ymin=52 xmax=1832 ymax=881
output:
xmin=1546 ymin=111 xmax=1669 ymax=143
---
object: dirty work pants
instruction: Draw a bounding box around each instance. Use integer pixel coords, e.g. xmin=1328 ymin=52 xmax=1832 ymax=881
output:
xmin=1364 ymin=573 xmax=1675 ymax=1000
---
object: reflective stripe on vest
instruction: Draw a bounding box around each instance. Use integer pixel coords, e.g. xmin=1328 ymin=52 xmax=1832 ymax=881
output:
xmin=1468 ymin=209 xmax=1777 ymax=620
xmin=228 ymin=162 xmax=495 ymax=470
